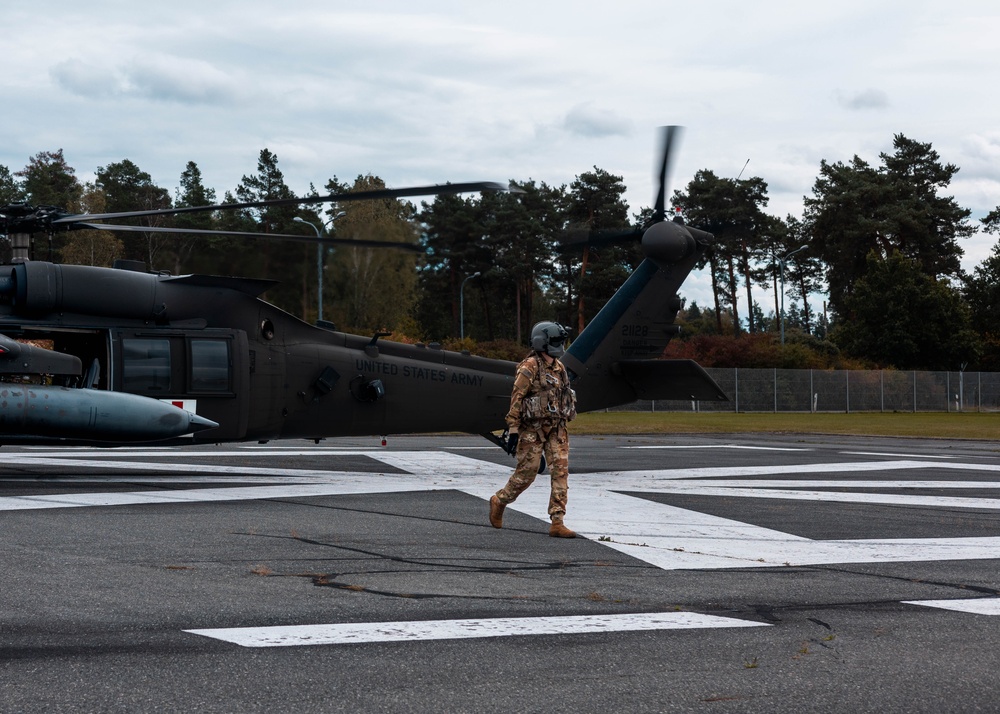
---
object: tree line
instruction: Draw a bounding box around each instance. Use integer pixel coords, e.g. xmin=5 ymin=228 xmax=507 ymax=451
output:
xmin=2 ymin=134 xmax=999 ymax=371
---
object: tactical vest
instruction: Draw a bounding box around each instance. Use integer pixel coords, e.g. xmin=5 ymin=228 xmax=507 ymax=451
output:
xmin=521 ymin=355 xmax=577 ymax=423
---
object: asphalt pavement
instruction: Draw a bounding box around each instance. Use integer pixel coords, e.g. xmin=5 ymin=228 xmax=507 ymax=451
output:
xmin=3 ymin=432 xmax=1000 ymax=713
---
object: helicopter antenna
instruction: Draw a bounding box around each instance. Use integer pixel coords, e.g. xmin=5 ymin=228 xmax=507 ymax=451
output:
xmin=736 ymin=159 xmax=750 ymax=182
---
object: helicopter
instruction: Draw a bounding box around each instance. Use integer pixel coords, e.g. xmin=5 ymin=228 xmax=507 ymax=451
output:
xmin=0 ymin=127 xmax=726 ymax=448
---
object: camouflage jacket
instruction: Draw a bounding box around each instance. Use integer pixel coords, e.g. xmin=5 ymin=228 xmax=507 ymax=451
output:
xmin=505 ymin=353 xmax=577 ymax=431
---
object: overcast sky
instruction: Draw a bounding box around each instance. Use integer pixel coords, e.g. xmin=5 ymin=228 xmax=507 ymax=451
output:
xmin=4 ymin=1 xmax=999 ymax=315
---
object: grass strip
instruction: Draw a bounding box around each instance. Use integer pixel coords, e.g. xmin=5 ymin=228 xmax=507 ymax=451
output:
xmin=571 ymin=411 xmax=1000 ymax=440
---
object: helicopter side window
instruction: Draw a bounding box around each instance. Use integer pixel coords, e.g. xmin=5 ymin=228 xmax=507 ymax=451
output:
xmin=189 ymin=339 xmax=231 ymax=393
xmin=122 ymin=338 xmax=171 ymax=392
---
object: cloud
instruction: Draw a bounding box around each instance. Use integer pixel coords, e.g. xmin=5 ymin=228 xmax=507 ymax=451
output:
xmin=836 ymin=88 xmax=889 ymax=110
xmin=125 ymin=56 xmax=239 ymax=104
xmin=51 ymin=55 xmax=239 ymax=105
xmin=563 ymin=104 xmax=632 ymax=138
xmin=50 ymin=59 xmax=124 ymax=98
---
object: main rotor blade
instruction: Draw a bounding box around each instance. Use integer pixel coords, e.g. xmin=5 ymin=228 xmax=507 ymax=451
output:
xmin=53 ymin=181 xmax=510 ymax=225
xmin=557 ymin=226 xmax=642 ymax=251
xmin=653 ymin=125 xmax=681 ymax=222
xmin=77 ymin=223 xmax=425 ymax=253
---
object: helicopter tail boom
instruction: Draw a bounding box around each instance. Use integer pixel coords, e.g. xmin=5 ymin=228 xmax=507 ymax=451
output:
xmin=563 ymin=227 xmax=728 ymax=411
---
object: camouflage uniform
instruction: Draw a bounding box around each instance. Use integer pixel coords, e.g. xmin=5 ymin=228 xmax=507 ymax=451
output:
xmin=494 ymin=352 xmax=576 ymax=522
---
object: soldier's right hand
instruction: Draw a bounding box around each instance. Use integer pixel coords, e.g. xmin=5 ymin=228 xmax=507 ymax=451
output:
xmin=505 ymin=432 xmax=519 ymax=455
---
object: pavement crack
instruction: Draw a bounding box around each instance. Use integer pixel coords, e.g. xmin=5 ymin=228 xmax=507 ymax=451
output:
xmin=304 ymin=573 xmax=540 ymax=601
xmin=235 ymin=530 xmax=612 ymax=600
xmin=805 ymin=564 xmax=1000 ymax=597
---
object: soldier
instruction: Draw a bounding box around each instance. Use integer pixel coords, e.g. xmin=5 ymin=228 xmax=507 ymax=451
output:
xmin=489 ymin=321 xmax=578 ymax=538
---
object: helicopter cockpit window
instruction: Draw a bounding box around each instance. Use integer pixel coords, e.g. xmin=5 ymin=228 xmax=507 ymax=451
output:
xmin=122 ymin=338 xmax=171 ymax=392
xmin=189 ymin=339 xmax=230 ymax=393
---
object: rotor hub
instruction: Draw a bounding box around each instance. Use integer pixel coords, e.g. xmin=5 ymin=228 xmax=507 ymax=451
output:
xmin=641 ymin=220 xmax=696 ymax=265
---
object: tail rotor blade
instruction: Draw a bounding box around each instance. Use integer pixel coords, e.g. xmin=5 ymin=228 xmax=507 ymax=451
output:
xmin=653 ymin=125 xmax=682 ymax=222
xmin=559 ymin=126 xmax=685 ymax=250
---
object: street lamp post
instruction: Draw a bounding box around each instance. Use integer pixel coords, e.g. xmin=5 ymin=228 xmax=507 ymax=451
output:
xmin=294 ymin=212 xmax=345 ymax=323
xmin=460 ymin=271 xmax=481 ymax=340
xmin=779 ymin=245 xmax=807 ymax=345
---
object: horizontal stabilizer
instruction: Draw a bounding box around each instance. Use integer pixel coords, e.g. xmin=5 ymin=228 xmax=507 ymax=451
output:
xmin=615 ymin=360 xmax=728 ymax=401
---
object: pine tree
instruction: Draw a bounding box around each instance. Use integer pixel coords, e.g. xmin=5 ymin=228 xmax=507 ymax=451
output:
xmin=565 ymin=167 xmax=633 ymax=333
xmin=95 ymin=159 xmax=171 ymax=268
xmin=15 ymin=149 xmax=82 ymax=259
xmin=805 ymin=134 xmax=972 ymax=316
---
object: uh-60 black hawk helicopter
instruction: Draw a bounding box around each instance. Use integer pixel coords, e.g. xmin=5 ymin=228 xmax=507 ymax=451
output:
xmin=0 ymin=127 xmax=726 ymax=450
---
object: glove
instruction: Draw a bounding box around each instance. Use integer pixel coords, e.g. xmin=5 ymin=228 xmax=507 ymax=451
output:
xmin=505 ymin=432 xmax=519 ymax=456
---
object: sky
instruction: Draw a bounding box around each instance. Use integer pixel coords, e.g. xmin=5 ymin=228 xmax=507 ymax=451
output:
xmin=3 ymin=0 xmax=1000 ymax=316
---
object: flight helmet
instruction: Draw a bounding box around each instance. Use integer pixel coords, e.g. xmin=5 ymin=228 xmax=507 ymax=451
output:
xmin=530 ymin=321 xmax=570 ymax=358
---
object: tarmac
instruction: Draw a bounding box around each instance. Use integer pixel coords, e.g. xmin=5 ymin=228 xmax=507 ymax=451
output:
xmin=3 ymin=432 xmax=1000 ymax=713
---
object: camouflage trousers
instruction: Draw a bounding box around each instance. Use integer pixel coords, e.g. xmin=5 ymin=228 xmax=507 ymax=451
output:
xmin=495 ymin=421 xmax=569 ymax=522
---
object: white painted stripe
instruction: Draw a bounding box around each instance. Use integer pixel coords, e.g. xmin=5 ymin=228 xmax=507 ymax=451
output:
xmin=0 ymin=457 xmax=372 ymax=478
xmin=0 ymin=482 xmax=432 ymax=511
xmin=634 ymin=487 xmax=1000 ymax=511
xmin=629 ymin=479 xmax=1000 ymax=490
xmin=4 ymin=449 xmax=404 ymax=458
xmin=185 ymin=611 xmax=769 ymax=647
xmin=624 ymin=445 xmax=811 ymax=452
xmin=0 ymin=474 xmax=381 ymax=485
xmin=842 ymin=451 xmax=954 ymax=459
xmin=239 ymin=444 xmax=355 ymax=449
xmin=593 ymin=461 xmax=942 ymax=481
xmin=903 ymin=598 xmax=1000 ymax=615
xmin=0 ymin=451 xmax=507 ymax=478
xmin=577 ymin=462 xmax=1000 ymax=488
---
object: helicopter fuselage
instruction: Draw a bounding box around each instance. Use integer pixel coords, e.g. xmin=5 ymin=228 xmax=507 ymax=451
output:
xmin=0 ymin=261 xmax=516 ymax=445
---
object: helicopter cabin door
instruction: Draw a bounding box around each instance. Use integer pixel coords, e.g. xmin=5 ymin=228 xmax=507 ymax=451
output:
xmin=112 ymin=328 xmax=250 ymax=441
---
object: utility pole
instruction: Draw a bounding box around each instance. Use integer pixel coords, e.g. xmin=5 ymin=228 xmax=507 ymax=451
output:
xmin=294 ymin=211 xmax=346 ymax=323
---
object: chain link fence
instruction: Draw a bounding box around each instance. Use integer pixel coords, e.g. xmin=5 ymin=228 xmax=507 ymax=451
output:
xmin=611 ymin=368 xmax=1000 ymax=413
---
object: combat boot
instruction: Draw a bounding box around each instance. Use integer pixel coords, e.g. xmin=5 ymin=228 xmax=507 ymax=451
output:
xmin=549 ymin=520 xmax=576 ymax=538
xmin=489 ymin=495 xmax=506 ymax=529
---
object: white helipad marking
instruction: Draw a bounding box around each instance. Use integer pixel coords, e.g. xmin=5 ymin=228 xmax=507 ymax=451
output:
xmin=0 ymin=452 xmax=508 ymax=511
xmin=1 ymin=449 xmax=406 ymax=458
xmin=0 ymin=482 xmax=438 ymax=511
xmin=185 ymin=611 xmax=769 ymax=647
xmin=7 ymin=449 xmax=1000 ymax=570
xmin=842 ymin=451 xmax=954 ymax=459
xmin=625 ymin=479 xmax=1000 ymax=490
xmin=624 ymin=445 xmax=811 ymax=452
xmin=603 ymin=460 xmax=944 ymax=480
xmin=903 ymin=598 xmax=1000 ymax=615
xmin=622 ymin=486 xmax=1000 ymax=510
